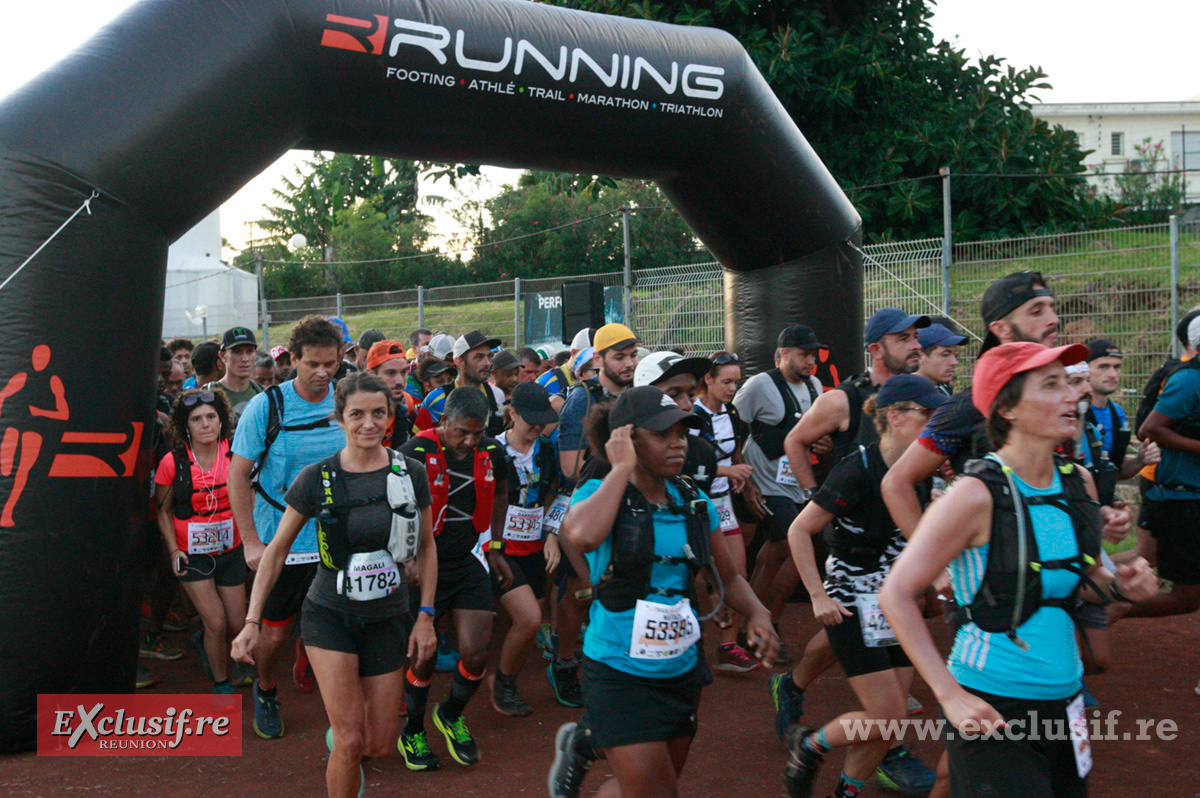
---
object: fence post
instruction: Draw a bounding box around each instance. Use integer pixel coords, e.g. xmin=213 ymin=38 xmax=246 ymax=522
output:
xmin=336 ymin=292 xmax=344 ymax=320
xmin=513 ymin=277 xmax=522 ymax=347
xmin=622 ymin=204 xmax=633 ymax=324
xmin=940 ymin=166 xmax=952 ymax=315
xmin=417 ymin=285 xmax=425 ymax=328
xmin=1170 ymin=214 xmax=1180 ymax=357
xmin=255 ymin=254 xmax=269 ymax=349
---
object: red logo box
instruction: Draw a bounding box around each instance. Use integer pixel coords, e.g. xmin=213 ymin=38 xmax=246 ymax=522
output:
xmin=37 ymin=694 xmax=242 ymax=756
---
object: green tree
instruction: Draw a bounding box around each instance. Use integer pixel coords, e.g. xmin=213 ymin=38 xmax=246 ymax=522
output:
xmin=460 ymin=174 xmax=699 ymax=280
xmin=552 ymin=0 xmax=1113 ymax=241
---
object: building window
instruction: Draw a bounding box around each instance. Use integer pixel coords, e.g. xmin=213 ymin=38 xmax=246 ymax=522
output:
xmin=1173 ymin=131 xmax=1200 ymax=171
xmin=1111 ymin=132 xmax=1124 ymax=156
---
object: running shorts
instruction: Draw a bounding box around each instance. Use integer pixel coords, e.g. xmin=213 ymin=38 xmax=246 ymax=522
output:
xmin=262 ymin=562 xmax=318 ymax=625
xmin=826 ymin=605 xmax=912 ymax=677
xmin=300 ymin=600 xmax=408 ymax=677
xmin=580 ymin=658 xmax=706 ymax=749
xmin=493 ymin=551 xmax=547 ymax=600
xmin=178 ymin=545 xmax=247 ymax=588
xmin=1144 ymin=498 xmax=1200 ymax=585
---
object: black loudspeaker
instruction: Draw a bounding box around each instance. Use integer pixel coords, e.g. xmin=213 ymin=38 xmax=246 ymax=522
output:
xmin=561 ymin=280 xmax=605 ymax=344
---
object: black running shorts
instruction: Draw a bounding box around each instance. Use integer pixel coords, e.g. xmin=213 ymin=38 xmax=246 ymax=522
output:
xmin=493 ymin=551 xmax=547 ymax=600
xmin=1145 ymin=498 xmax=1200 ymax=585
xmin=941 ymin=688 xmax=1086 ymax=798
xmin=825 ymin=605 xmax=912 ymax=678
xmin=425 ymin=556 xmax=494 ymax=617
xmin=580 ymin=658 xmax=705 ymax=749
xmin=300 ymin=600 xmax=408 ymax=677
xmin=261 ymin=562 xmax=318 ymax=625
xmin=758 ymin=495 xmax=801 ymax=543
xmin=178 ymin=545 xmax=247 ymax=588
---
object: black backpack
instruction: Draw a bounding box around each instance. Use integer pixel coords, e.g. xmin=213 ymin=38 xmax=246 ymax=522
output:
xmin=1134 ymin=358 xmax=1200 ymax=438
xmin=250 ymin=384 xmax=334 ymax=511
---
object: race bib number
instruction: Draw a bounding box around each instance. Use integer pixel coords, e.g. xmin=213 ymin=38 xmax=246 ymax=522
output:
xmin=776 ymin=457 xmax=799 ymax=487
xmin=630 ymin=598 xmax=701 ymax=660
xmin=1067 ymin=694 xmax=1093 ymax=777
xmin=336 ymin=550 xmax=400 ymax=601
xmin=503 ymin=505 xmax=545 ymax=542
xmin=856 ymin=591 xmax=897 ymax=648
xmin=542 ymin=494 xmax=571 ymax=535
xmin=712 ymin=494 xmax=738 ymax=533
xmin=186 ymin=519 xmax=234 ymax=555
xmin=286 ymin=551 xmax=319 ymax=566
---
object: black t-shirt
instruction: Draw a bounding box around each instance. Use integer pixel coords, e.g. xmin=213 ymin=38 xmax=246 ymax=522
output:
xmin=286 ymin=452 xmax=431 ymax=619
xmin=400 ymin=435 xmax=509 ymax=566
xmin=811 ymin=443 xmax=930 ymax=602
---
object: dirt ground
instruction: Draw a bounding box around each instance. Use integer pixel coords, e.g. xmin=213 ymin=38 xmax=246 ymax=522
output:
xmin=5 ymin=604 xmax=1197 ymax=798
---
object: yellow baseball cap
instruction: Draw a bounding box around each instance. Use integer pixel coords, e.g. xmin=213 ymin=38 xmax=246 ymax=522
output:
xmin=593 ymin=323 xmax=639 ymax=353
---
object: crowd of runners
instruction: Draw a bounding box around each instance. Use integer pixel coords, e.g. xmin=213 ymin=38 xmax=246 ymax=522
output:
xmin=134 ymin=269 xmax=1200 ymax=797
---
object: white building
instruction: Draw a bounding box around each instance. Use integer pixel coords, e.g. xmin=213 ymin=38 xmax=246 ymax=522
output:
xmin=1032 ymin=96 xmax=1200 ymax=204
xmin=162 ymin=210 xmax=259 ymax=342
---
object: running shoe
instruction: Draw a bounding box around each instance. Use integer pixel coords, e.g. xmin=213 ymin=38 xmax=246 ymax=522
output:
xmin=231 ymin=661 xmax=255 ymax=688
xmin=397 ymin=730 xmax=441 ymax=771
xmin=435 ymin=631 xmax=460 ymax=673
xmin=536 ymin=622 xmax=554 ymax=652
xmin=542 ymin=631 xmax=559 ymax=662
xmin=874 ymin=745 xmax=937 ymax=795
xmin=547 ymin=660 xmax=583 ymax=708
xmin=432 ymin=701 xmax=480 ymax=766
xmin=491 ymin=674 xmax=534 ymax=717
xmin=135 ymin=663 xmax=159 ymax=689
xmin=162 ymin=610 xmax=190 ymax=633
xmin=139 ymin=634 xmax=184 ymax=661
xmin=906 ymin=695 xmax=924 ymax=716
xmin=252 ymin=681 xmax=285 ymax=739
xmin=714 ymin=642 xmax=762 ymax=673
xmin=769 ymin=673 xmax=805 ymax=742
xmin=193 ymin=628 xmax=213 ymax=680
xmin=548 ymin=722 xmax=593 ymax=798
xmin=212 ymin=681 xmax=236 ymax=695
xmin=783 ymin=725 xmax=824 ymax=798
xmin=293 ymin=637 xmax=317 ymax=693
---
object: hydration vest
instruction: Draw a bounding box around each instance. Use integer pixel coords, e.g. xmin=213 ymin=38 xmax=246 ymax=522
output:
xmin=411 ymin=428 xmax=496 ymax=536
xmin=250 ymin=383 xmax=335 ymax=511
xmin=1079 ymin=421 xmax=1120 ymax=507
xmin=831 ymin=372 xmax=879 ymax=462
xmin=1134 ymin=357 xmax=1200 ymax=438
xmin=506 ymin=435 xmax=558 ymax=507
xmin=171 ymin=444 xmax=233 ymax=521
xmin=315 ymin=449 xmax=421 ymax=570
xmin=695 ymin=401 xmax=747 ymax=457
xmin=950 ymin=454 xmax=1105 ymax=651
xmin=1085 ymin=402 xmax=1132 ymax=474
xmin=594 ymin=476 xmax=714 ymax=613
xmin=750 ymin=368 xmax=818 ymax=462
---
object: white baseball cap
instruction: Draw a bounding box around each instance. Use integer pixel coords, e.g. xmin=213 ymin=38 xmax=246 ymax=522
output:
xmin=570 ymin=327 xmax=595 ymax=352
xmin=427 ymin=333 xmax=455 ymax=360
xmin=633 ymin=351 xmax=712 ymax=388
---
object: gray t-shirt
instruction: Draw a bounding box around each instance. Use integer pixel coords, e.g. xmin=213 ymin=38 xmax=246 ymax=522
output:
xmin=732 ymin=370 xmax=822 ymax=501
xmin=286 ymin=453 xmax=430 ymax=619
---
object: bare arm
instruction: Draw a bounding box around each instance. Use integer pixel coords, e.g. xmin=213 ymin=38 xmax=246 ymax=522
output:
xmin=230 ymin=505 xmax=308 ymax=663
xmin=154 ymin=483 xmax=183 ymax=575
xmin=488 ymin=476 xmax=514 ymax=589
xmin=227 ymin=454 xmax=263 ymax=568
xmin=879 ymin=477 xmax=1004 ymax=733
xmin=409 ymin=505 xmax=438 ymax=664
xmin=787 ymin=501 xmax=849 ymax=625
xmin=881 ymin=441 xmax=948 ymax=539
xmin=1141 ymin=410 xmax=1200 ymax=456
xmin=784 ymin=390 xmax=848 ymax=491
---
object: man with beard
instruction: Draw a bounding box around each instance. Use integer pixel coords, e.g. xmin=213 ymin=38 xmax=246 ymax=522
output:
xmin=549 ymin=323 xmax=640 ymax=708
xmin=368 ymin=339 xmax=420 ymax=447
xmin=206 ymin=327 xmax=264 ymax=428
xmin=421 ymin=331 xmax=507 ymax=437
xmin=490 ymin=350 xmax=522 ymax=403
xmin=515 ymin=347 xmax=542 ymax=384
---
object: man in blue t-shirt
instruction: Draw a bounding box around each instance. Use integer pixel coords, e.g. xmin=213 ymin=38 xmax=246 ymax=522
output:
xmin=228 ymin=316 xmax=346 ymax=739
xmin=1086 ymin=338 xmax=1156 ymax=481
xmin=1123 ymin=317 xmax=1200 ymax=623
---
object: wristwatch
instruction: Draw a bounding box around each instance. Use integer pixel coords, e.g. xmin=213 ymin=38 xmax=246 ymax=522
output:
xmin=488 ymin=540 xmax=505 ymax=553
xmin=798 ymin=487 xmax=815 ymax=504
xmin=418 ymin=606 xmax=436 ymax=618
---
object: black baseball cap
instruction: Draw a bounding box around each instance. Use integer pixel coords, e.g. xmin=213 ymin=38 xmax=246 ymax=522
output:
xmin=864 ymin=309 xmax=931 ymax=344
xmin=221 ymin=327 xmax=256 ymax=350
xmin=510 ymin=382 xmax=559 ymax=426
xmin=777 ymin=325 xmax=827 ymax=351
xmin=610 ymin=386 xmax=702 ymax=432
xmin=453 ymin=330 xmax=503 ymax=359
xmin=1086 ymin=339 xmax=1124 ymax=361
xmin=359 ymin=328 xmax=385 ymax=352
xmin=491 ymin=350 xmax=521 ymax=372
xmin=875 ymin=373 xmax=949 ymax=410
xmin=980 ymin=271 xmax=1054 ymax=353
xmin=422 ymin=360 xmax=456 ymax=379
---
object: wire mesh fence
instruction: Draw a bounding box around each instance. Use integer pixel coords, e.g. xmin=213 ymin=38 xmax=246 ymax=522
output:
xmin=257 ymin=220 xmax=1199 ymax=398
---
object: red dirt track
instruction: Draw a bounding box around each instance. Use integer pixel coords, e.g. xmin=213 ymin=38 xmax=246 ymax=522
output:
xmin=5 ymin=606 xmax=1197 ymax=797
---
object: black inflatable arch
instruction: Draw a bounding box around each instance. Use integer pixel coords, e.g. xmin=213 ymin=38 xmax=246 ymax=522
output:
xmin=0 ymin=0 xmax=860 ymax=749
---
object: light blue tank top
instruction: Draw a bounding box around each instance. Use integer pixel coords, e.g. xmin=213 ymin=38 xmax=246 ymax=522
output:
xmin=948 ymin=463 xmax=1083 ymax=700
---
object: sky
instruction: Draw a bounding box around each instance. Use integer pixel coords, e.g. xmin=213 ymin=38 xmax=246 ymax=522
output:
xmin=1 ymin=0 xmax=1195 ymax=255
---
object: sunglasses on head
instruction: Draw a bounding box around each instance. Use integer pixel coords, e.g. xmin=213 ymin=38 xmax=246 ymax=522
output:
xmin=181 ymin=391 xmax=217 ymax=407
xmin=713 ymin=352 xmax=739 ymax=366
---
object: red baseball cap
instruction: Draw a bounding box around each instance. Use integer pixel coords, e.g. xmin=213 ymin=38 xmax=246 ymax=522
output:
xmin=972 ymin=342 xmax=1090 ymax=417
xmin=366 ymin=340 xmax=408 ymax=371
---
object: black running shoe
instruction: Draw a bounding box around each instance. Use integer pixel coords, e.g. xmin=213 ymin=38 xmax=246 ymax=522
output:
xmin=492 ymin=675 xmax=534 ymax=717
xmin=783 ymin=725 xmax=824 ymax=798
xmin=432 ymin=701 xmax=480 ymax=766
xmin=548 ymin=722 xmax=593 ymax=798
